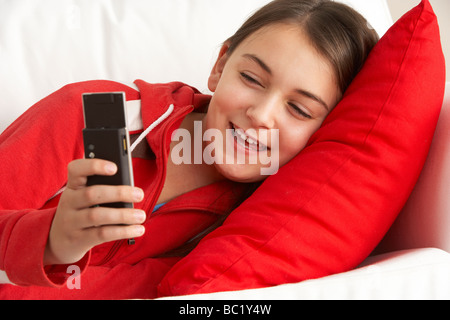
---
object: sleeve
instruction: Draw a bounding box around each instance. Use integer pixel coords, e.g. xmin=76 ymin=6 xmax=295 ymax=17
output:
xmin=0 ymin=80 xmax=140 ymax=287
xmin=0 ymin=256 xmax=180 ymax=299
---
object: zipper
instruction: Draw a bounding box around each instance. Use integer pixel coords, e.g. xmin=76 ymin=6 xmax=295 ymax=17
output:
xmin=95 ymin=240 xmax=124 ymax=266
xmin=151 ymin=205 xmax=220 ymax=217
xmin=95 ymin=105 xmax=193 ymax=266
xmin=95 ymin=206 xmax=220 ymax=266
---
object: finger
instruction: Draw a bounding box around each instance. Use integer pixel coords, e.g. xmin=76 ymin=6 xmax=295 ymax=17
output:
xmin=74 ymin=185 xmax=144 ymax=209
xmin=78 ymin=207 xmax=146 ymax=229
xmin=67 ymin=159 xmax=117 ymax=190
xmin=85 ymin=224 xmax=146 ymax=246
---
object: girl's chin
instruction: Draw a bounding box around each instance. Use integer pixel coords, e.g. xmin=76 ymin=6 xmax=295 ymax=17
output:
xmin=212 ymin=162 xmax=265 ymax=183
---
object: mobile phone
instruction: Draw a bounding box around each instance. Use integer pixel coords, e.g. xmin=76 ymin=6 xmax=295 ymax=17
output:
xmin=82 ymin=92 xmax=134 ymax=209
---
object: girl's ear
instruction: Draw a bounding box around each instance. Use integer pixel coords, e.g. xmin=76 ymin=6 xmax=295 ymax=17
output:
xmin=208 ymin=42 xmax=230 ymax=92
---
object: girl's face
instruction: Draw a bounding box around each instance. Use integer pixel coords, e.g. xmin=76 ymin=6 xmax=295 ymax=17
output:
xmin=204 ymin=23 xmax=341 ymax=182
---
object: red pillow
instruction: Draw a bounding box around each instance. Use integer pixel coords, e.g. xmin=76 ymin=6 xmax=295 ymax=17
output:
xmin=157 ymin=0 xmax=446 ymax=297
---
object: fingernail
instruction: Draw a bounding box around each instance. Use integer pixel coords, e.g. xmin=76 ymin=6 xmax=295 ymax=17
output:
xmin=134 ymin=210 xmax=146 ymax=222
xmin=105 ymin=163 xmax=117 ymax=174
xmin=134 ymin=225 xmax=145 ymax=236
xmin=133 ymin=189 xmax=144 ymax=201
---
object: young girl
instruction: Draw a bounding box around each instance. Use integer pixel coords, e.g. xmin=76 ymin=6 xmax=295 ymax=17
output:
xmin=0 ymin=0 xmax=378 ymax=299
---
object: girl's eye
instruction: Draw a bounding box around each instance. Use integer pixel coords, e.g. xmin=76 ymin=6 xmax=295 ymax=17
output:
xmin=288 ymin=103 xmax=312 ymax=119
xmin=240 ymin=72 xmax=263 ymax=87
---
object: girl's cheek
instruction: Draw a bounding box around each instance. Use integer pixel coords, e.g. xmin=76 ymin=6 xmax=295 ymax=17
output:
xmin=277 ymin=126 xmax=313 ymax=163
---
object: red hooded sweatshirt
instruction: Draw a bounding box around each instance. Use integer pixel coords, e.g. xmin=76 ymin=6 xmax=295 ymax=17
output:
xmin=0 ymin=80 xmax=248 ymax=299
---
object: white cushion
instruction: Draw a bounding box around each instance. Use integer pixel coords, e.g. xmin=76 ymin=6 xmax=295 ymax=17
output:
xmin=160 ymin=248 xmax=450 ymax=300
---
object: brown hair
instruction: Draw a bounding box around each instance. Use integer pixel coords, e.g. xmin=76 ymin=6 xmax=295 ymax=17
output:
xmin=226 ymin=0 xmax=379 ymax=94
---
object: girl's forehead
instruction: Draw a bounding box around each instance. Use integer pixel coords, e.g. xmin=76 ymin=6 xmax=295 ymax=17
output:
xmin=230 ymin=23 xmax=320 ymax=64
xmin=229 ymin=23 xmax=328 ymax=64
xmin=241 ymin=22 xmax=305 ymax=43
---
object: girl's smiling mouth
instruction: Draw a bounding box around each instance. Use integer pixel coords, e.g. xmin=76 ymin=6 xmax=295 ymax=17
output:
xmin=230 ymin=123 xmax=269 ymax=152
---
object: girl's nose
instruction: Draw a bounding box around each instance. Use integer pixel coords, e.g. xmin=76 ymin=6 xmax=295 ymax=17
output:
xmin=245 ymin=97 xmax=278 ymax=129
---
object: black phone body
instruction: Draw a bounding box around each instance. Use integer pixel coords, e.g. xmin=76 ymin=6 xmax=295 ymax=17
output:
xmin=82 ymin=92 xmax=134 ymax=208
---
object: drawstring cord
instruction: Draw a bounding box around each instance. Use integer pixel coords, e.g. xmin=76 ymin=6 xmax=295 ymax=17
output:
xmin=129 ymin=104 xmax=174 ymax=153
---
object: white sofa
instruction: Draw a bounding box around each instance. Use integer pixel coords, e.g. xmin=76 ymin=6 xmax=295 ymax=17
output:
xmin=1 ymin=0 xmax=449 ymax=299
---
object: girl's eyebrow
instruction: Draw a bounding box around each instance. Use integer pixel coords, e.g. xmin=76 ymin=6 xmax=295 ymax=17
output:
xmin=295 ymin=89 xmax=330 ymax=111
xmin=243 ymin=53 xmax=330 ymax=111
xmin=243 ymin=54 xmax=272 ymax=75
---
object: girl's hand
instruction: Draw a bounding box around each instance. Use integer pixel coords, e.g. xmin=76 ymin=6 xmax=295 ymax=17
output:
xmin=44 ymin=159 xmax=146 ymax=266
